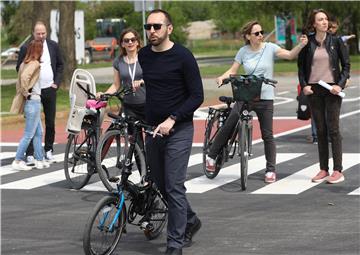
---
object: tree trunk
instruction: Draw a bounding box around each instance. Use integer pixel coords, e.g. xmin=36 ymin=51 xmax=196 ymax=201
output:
xmin=59 ymin=1 xmax=76 ymax=89
xmin=32 ymin=1 xmax=54 ymax=32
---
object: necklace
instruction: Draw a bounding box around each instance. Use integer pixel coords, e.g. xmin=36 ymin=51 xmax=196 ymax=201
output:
xmin=126 ymin=55 xmax=137 ymax=83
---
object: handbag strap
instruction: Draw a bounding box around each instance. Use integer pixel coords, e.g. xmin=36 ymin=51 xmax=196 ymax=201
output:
xmin=249 ymin=44 xmax=266 ymax=75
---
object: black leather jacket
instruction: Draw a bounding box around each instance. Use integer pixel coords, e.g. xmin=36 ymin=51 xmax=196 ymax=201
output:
xmin=297 ymin=33 xmax=350 ymax=89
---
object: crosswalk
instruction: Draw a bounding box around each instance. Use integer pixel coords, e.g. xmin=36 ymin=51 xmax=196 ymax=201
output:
xmin=1 ymin=150 xmax=359 ymax=195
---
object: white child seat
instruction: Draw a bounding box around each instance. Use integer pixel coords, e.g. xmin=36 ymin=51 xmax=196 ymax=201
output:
xmin=66 ymin=69 xmax=99 ymax=134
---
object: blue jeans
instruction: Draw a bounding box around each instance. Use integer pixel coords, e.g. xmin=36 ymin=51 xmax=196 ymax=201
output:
xmin=15 ymin=99 xmax=44 ymax=161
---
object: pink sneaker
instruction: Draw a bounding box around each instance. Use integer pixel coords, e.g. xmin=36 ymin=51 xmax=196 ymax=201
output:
xmin=265 ymin=171 xmax=276 ymax=183
xmin=326 ymin=171 xmax=344 ymax=184
xmin=311 ymin=170 xmax=329 ymax=183
xmin=205 ymin=157 xmax=215 ymax=172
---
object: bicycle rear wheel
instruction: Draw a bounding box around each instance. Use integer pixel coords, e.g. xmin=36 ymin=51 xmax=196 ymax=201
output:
xmin=239 ymin=121 xmax=249 ymax=190
xmin=203 ymin=112 xmax=222 ymax=179
xmin=144 ymin=190 xmax=168 ymax=240
xmin=64 ymin=129 xmax=94 ymax=189
xmin=83 ymin=195 xmax=126 ymax=255
xmin=96 ymin=129 xmax=146 ymax=192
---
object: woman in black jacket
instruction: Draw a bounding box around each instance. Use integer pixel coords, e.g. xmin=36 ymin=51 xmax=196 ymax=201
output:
xmin=298 ymin=9 xmax=350 ymax=184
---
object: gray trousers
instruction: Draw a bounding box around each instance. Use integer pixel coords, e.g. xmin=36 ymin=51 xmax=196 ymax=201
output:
xmin=146 ymin=121 xmax=197 ymax=248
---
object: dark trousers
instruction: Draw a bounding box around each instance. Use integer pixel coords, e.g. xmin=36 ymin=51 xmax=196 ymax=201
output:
xmin=27 ymin=87 xmax=57 ymax=155
xmin=208 ymin=100 xmax=276 ymax=172
xmin=309 ymin=85 xmax=343 ymax=171
xmin=146 ymin=121 xmax=197 ymax=248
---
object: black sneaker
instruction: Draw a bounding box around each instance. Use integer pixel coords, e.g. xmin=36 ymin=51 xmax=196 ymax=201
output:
xmin=183 ymin=216 xmax=201 ymax=247
xmin=312 ymin=137 xmax=318 ymax=144
xmin=165 ymin=247 xmax=182 ymax=255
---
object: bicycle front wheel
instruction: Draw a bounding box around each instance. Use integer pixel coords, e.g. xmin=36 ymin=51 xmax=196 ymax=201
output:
xmin=96 ymin=129 xmax=146 ymax=192
xmin=203 ymin=112 xmax=222 ymax=179
xmin=64 ymin=130 xmax=94 ymax=190
xmin=83 ymin=195 xmax=126 ymax=255
xmin=239 ymin=121 xmax=249 ymax=190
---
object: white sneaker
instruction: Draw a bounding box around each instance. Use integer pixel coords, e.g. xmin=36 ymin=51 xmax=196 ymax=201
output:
xmin=12 ymin=160 xmax=32 ymax=171
xmin=26 ymin=155 xmax=36 ymax=166
xmin=34 ymin=160 xmax=50 ymax=169
xmin=45 ymin=150 xmax=55 ymax=163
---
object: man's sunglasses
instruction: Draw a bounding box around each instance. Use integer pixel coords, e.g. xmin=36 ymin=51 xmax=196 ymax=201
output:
xmin=143 ymin=23 xmax=164 ymax=31
xmin=123 ymin=37 xmax=137 ymax=43
xmin=251 ymin=30 xmax=264 ymax=36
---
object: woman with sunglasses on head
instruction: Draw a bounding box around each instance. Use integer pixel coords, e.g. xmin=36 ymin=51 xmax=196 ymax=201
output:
xmin=11 ymin=40 xmax=50 ymax=170
xmin=206 ymin=20 xmax=308 ymax=183
xmin=298 ymin=9 xmax=350 ymax=184
xmin=97 ymin=28 xmax=145 ymax=154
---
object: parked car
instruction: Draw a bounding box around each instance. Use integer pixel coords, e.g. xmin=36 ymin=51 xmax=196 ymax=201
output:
xmin=1 ymin=47 xmax=19 ymax=58
xmin=86 ymin=37 xmax=118 ymax=62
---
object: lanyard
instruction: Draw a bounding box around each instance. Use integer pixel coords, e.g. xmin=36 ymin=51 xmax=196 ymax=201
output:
xmin=126 ymin=56 xmax=137 ymax=83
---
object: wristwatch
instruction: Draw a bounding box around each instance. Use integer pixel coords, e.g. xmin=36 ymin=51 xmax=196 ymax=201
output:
xmin=169 ymin=114 xmax=177 ymax=121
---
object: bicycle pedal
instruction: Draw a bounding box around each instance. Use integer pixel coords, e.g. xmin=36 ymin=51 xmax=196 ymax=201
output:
xmin=140 ymin=221 xmax=154 ymax=231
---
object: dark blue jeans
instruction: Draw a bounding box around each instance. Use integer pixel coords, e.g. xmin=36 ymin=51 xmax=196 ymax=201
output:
xmin=146 ymin=121 xmax=197 ymax=248
xmin=309 ymin=85 xmax=343 ymax=171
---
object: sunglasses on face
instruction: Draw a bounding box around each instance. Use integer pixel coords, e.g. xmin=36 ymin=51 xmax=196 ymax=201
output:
xmin=123 ymin=37 xmax=137 ymax=44
xmin=143 ymin=23 xmax=164 ymax=31
xmin=251 ymin=30 xmax=264 ymax=36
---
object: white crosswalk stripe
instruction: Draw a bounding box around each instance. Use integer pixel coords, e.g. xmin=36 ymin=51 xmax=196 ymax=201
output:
xmin=0 ymin=152 xmax=16 ymax=160
xmin=185 ymin=153 xmax=304 ymax=193
xmin=0 ymin=153 xmax=65 ymax=177
xmin=82 ymin=153 xmax=204 ymax=192
xmin=252 ymin=153 xmax=360 ymax=195
xmin=348 ymin=188 xmax=360 ymax=195
xmin=1 ymin=151 xmax=359 ymax=196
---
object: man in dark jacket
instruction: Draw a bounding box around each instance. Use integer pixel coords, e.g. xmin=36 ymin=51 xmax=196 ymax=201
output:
xmin=139 ymin=9 xmax=203 ymax=255
xmin=16 ymin=21 xmax=64 ymax=164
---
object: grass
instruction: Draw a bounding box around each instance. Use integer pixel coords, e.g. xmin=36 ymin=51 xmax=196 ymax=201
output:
xmin=0 ymin=84 xmax=116 ymax=114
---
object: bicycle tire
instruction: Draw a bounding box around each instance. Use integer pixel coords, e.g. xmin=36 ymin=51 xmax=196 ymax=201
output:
xmin=239 ymin=121 xmax=249 ymax=190
xmin=248 ymin=119 xmax=253 ymax=157
xmin=203 ymin=112 xmax=222 ymax=179
xmin=144 ymin=190 xmax=168 ymax=240
xmin=83 ymin=195 xmax=126 ymax=255
xmin=64 ymin=129 xmax=94 ymax=190
xmin=96 ymin=129 xmax=146 ymax=192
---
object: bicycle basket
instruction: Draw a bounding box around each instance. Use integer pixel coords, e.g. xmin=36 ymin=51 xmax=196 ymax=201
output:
xmin=231 ymin=75 xmax=263 ymax=102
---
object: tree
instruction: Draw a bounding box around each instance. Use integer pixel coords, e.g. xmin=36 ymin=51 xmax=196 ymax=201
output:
xmin=59 ymin=1 xmax=76 ymax=89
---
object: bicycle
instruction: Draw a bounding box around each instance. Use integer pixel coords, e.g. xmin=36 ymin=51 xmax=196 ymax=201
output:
xmin=83 ymin=117 xmax=168 ymax=255
xmin=95 ymin=110 xmax=147 ymax=192
xmin=203 ymin=74 xmax=277 ymax=190
xmin=64 ymin=82 xmax=133 ymax=190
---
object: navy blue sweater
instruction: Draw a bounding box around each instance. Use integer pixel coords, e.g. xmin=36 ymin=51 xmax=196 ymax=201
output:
xmin=138 ymin=43 xmax=204 ymax=126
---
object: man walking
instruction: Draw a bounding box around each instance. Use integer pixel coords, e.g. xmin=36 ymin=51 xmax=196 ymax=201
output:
xmin=138 ymin=9 xmax=203 ymax=255
xmin=16 ymin=21 xmax=64 ymax=164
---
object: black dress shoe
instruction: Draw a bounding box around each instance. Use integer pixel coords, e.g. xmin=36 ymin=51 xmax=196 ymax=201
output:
xmin=165 ymin=247 xmax=182 ymax=255
xmin=183 ymin=216 xmax=202 ymax=247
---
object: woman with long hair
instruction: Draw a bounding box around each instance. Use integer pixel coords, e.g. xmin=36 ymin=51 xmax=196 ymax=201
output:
xmin=97 ymin=28 xmax=145 ymax=154
xmin=12 ymin=40 xmax=50 ymax=170
xmin=298 ymin=9 xmax=350 ymax=184
xmin=206 ymin=20 xmax=308 ymax=183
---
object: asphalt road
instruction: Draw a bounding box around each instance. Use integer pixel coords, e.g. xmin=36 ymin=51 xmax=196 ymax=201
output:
xmin=1 ymin=80 xmax=360 ymax=254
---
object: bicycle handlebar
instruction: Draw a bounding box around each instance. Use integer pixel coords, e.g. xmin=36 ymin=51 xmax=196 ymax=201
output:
xmin=76 ymin=82 xmax=134 ymax=102
xmin=220 ymin=75 xmax=277 ymax=88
